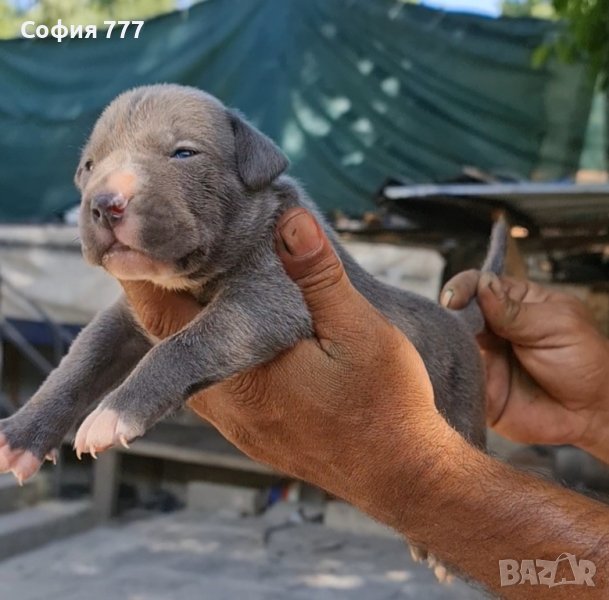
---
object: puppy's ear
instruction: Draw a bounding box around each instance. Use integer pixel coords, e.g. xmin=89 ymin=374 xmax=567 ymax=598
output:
xmin=228 ymin=110 xmax=289 ymax=190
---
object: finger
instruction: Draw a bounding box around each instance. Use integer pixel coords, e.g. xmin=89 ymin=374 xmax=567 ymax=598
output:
xmin=476 ymin=273 xmax=549 ymax=345
xmin=440 ymin=269 xmax=480 ymax=309
xmin=276 ymin=209 xmax=381 ymax=341
xmin=497 ymin=276 xmax=553 ymax=305
xmin=481 ymin=345 xmax=512 ymax=426
xmin=441 ymin=272 xmax=553 ymax=311
xmin=490 ymin=379 xmax=588 ymax=446
xmin=120 ymin=280 xmax=201 ymax=339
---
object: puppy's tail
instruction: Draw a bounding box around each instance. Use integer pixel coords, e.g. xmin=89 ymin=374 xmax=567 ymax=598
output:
xmin=455 ymin=215 xmax=508 ymax=335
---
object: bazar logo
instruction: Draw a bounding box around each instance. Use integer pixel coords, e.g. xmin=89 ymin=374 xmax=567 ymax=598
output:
xmin=499 ymin=553 xmax=596 ymax=588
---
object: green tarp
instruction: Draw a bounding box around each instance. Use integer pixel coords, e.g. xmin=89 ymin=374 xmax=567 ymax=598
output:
xmin=0 ymin=0 xmax=596 ymax=222
xmin=580 ymin=92 xmax=608 ymax=172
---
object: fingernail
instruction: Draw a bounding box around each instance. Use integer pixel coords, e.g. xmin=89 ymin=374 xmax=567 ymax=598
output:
xmin=440 ymin=289 xmax=454 ymax=308
xmin=278 ymin=210 xmax=322 ymax=257
xmin=481 ymin=272 xmax=503 ymax=300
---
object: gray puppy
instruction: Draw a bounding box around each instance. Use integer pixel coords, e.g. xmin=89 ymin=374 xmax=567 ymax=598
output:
xmin=0 ymin=84 xmax=504 ymax=491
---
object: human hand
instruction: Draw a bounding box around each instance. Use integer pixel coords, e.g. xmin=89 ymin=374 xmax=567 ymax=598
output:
xmin=441 ymin=271 xmax=609 ymax=462
xmin=123 ymin=216 xmax=609 ymax=599
xmin=122 ymin=209 xmax=450 ymax=524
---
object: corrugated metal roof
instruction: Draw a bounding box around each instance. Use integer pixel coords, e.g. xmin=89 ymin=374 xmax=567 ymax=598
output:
xmin=380 ymin=182 xmax=609 ymax=245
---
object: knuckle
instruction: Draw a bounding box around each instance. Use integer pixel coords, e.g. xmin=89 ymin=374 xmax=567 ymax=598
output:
xmin=502 ymin=297 xmax=517 ymax=320
xmin=225 ymin=370 xmax=268 ymax=408
xmin=296 ymin=254 xmax=345 ymax=295
xmin=502 ymin=296 xmax=522 ymax=328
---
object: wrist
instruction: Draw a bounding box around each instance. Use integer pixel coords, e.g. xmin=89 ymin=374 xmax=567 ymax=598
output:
xmin=340 ymin=410 xmax=466 ymax=535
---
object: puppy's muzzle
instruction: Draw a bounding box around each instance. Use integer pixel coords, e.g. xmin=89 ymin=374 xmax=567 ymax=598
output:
xmin=91 ymin=192 xmax=128 ymax=228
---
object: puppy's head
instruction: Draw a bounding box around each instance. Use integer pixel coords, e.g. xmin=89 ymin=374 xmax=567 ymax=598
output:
xmin=76 ymin=84 xmax=288 ymax=288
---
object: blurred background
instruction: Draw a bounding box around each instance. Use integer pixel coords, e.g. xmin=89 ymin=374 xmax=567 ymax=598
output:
xmin=0 ymin=0 xmax=608 ymax=598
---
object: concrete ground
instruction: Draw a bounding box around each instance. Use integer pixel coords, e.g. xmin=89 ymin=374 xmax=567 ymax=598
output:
xmin=0 ymin=508 xmax=485 ymax=599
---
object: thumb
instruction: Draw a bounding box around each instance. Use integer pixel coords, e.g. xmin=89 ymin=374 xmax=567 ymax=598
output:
xmin=477 ymin=273 xmax=541 ymax=346
xmin=276 ymin=208 xmax=375 ymax=340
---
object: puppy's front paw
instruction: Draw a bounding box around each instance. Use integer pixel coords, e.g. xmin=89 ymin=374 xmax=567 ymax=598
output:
xmin=0 ymin=430 xmax=43 ymax=485
xmin=74 ymin=407 xmax=142 ymax=458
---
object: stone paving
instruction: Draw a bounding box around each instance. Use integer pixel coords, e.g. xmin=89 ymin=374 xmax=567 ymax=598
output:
xmin=0 ymin=509 xmax=485 ymax=599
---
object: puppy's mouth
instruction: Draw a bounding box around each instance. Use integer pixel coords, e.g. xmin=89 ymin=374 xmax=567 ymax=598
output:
xmin=102 ymin=240 xmax=135 ymax=260
xmin=101 ymin=240 xmax=148 ymax=266
xmin=101 ymin=240 xmax=185 ymax=288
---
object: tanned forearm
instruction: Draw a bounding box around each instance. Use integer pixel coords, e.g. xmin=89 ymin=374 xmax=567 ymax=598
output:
xmin=122 ymin=213 xmax=609 ymax=598
xmin=349 ymin=425 xmax=609 ymax=598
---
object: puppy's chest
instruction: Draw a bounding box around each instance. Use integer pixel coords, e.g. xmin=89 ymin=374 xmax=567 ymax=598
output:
xmin=135 ymin=255 xmax=293 ymax=345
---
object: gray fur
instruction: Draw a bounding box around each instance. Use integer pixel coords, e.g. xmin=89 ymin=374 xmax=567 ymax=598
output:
xmin=0 ymin=299 xmax=150 ymax=455
xmin=228 ymin=109 xmax=290 ymax=191
xmin=0 ymin=84 xmax=505 ymax=464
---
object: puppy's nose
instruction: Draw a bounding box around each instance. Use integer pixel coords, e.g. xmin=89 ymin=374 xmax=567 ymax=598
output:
xmin=91 ymin=193 xmax=127 ymax=226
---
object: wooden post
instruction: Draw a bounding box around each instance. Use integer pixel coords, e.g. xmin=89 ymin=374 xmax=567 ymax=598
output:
xmin=92 ymin=449 xmax=121 ymax=519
